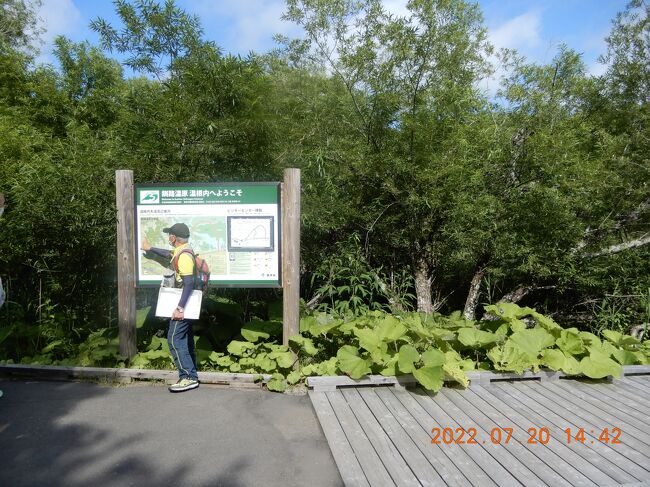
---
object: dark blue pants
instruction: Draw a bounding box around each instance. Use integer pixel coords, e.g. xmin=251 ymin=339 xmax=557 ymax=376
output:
xmin=168 ymin=319 xmax=198 ymax=381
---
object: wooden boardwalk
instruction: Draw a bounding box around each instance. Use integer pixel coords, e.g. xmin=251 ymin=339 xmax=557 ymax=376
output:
xmin=308 ymin=375 xmax=650 ymax=487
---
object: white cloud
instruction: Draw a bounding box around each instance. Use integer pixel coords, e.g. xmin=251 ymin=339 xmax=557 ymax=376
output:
xmin=479 ymin=10 xmax=542 ymax=98
xmin=33 ymin=0 xmax=83 ymax=64
xmin=36 ymin=0 xmax=83 ymax=42
xmin=382 ymin=0 xmax=409 ymax=19
xmin=489 ymin=10 xmax=541 ymax=52
xmin=190 ymin=0 xmax=300 ymax=54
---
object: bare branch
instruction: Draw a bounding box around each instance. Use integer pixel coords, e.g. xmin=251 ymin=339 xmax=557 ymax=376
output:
xmin=499 ymin=285 xmax=556 ymax=304
xmin=583 ymin=233 xmax=650 ymax=258
xmin=305 ymin=293 xmax=323 ymax=310
xmin=573 ymin=195 xmax=650 ymax=253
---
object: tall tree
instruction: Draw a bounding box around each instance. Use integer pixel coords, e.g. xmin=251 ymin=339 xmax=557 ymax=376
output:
xmin=280 ymin=0 xmax=492 ymax=312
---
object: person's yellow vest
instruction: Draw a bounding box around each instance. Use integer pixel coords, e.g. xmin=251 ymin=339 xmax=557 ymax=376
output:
xmin=171 ymin=244 xmax=195 ymax=286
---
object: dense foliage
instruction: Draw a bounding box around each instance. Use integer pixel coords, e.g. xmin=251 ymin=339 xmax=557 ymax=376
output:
xmin=2 ymin=302 xmax=647 ymax=393
xmin=0 ymin=0 xmax=649 ymax=369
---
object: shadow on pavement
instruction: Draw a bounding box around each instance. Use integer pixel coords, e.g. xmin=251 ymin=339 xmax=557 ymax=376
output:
xmin=0 ymin=379 xmax=341 ymax=487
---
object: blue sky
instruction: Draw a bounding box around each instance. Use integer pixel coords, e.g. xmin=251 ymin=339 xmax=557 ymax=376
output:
xmin=34 ymin=0 xmax=624 ymax=79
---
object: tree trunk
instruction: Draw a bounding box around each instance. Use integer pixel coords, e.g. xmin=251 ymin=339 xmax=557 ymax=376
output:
xmin=414 ymin=255 xmax=433 ymax=313
xmin=463 ymin=266 xmax=487 ymax=321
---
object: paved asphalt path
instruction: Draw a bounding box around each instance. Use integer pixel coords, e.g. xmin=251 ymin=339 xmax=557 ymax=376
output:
xmin=0 ymin=379 xmax=343 ymax=487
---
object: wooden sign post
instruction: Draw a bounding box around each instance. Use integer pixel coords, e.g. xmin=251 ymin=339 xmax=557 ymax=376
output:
xmin=282 ymin=168 xmax=301 ymax=346
xmin=117 ymin=170 xmax=300 ymax=356
xmin=116 ymin=170 xmax=137 ymax=359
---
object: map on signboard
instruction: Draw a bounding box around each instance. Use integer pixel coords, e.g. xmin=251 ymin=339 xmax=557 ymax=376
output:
xmin=228 ymin=216 xmax=274 ymax=251
xmin=139 ymin=216 xmax=228 ymax=276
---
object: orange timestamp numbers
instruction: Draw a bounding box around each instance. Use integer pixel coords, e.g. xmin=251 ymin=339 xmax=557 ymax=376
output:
xmin=430 ymin=427 xmax=622 ymax=445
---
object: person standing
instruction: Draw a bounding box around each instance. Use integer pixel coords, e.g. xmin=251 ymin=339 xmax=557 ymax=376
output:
xmin=142 ymin=223 xmax=199 ymax=392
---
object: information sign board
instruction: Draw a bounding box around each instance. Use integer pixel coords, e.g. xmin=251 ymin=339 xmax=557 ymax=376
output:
xmin=135 ymin=182 xmax=281 ymax=287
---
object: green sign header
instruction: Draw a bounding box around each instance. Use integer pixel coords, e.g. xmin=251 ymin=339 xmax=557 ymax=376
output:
xmin=136 ymin=183 xmax=279 ymax=206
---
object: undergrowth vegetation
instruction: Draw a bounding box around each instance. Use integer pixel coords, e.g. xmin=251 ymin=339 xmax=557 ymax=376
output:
xmin=2 ymin=301 xmax=647 ymax=393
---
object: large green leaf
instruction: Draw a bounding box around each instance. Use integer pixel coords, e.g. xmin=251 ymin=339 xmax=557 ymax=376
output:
xmin=379 ymin=355 xmax=399 ymax=376
xmin=531 ymin=311 xmax=562 ymax=332
xmin=555 ymin=328 xmax=585 ymax=355
xmin=301 ymin=364 xmax=318 ymax=376
xmin=540 ymin=349 xmax=566 ymax=371
xmin=413 ymin=366 xmax=444 ymax=392
xmin=508 ymin=319 xmax=528 ymax=333
xmin=305 ymin=314 xmax=342 ymax=336
xmin=227 ymin=340 xmax=256 ymax=356
xmin=216 ymin=355 xmax=234 ymax=367
xmin=207 ymin=351 xmax=223 ymax=362
xmin=487 ymin=343 xmax=538 ymax=374
xmin=376 ymin=315 xmax=407 ymax=341
xmin=267 ymin=373 xmax=286 ymax=392
xmin=457 ymin=328 xmax=498 ymax=347
xmin=286 ymin=371 xmax=302 ymax=385
xmin=316 ymin=357 xmax=338 ymax=375
xmin=579 ymin=332 xmax=601 ymax=347
xmin=268 ymin=350 xmax=295 ymax=368
xmin=612 ymin=348 xmax=641 ymax=366
xmin=509 ymin=328 xmax=556 ymax=358
xmin=254 ymin=355 xmax=277 ymax=372
xmin=421 ymin=348 xmax=446 ymax=367
xmin=398 ymin=344 xmax=420 ymax=373
xmin=602 ymin=330 xmax=641 ymax=349
xmin=580 ymin=351 xmax=622 ymax=379
xmin=289 ymin=335 xmax=320 ymax=356
xmin=146 ymin=335 xmax=166 ymax=351
xmin=336 ymin=345 xmax=371 ymax=379
xmin=353 ymin=326 xmax=381 ymax=353
xmin=562 ymin=354 xmax=581 ymax=375
xmin=241 ymin=320 xmax=282 ymax=343
xmin=429 ymin=328 xmax=457 ymax=340
xmin=443 ymin=362 xmax=469 ymax=387
xmin=484 ymin=302 xmax=536 ymax=319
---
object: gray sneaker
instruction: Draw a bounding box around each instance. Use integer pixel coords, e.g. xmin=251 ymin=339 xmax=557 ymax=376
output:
xmin=169 ymin=378 xmax=199 ymax=392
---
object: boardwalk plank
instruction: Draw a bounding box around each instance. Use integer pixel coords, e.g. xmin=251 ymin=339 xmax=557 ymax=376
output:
xmin=309 ymin=380 xmax=650 ymax=487
xmin=430 ymin=388 xmax=546 ymax=487
xmin=374 ymin=388 xmax=472 ymax=487
xmin=409 ymin=388 xmax=523 ymax=487
xmin=611 ymin=380 xmax=650 ymax=399
xmin=547 ymin=381 xmax=650 ymax=445
xmin=583 ymin=381 xmax=650 ymax=410
xmin=443 ymin=387 xmax=582 ymax=487
xmin=516 ymin=382 xmax=650 ymax=472
xmin=508 ymin=382 xmax=649 ymax=481
xmin=489 ymin=383 xmax=632 ymax=485
xmin=389 ymin=388 xmax=498 ymax=487
xmin=626 ymin=376 xmax=650 ymax=392
xmin=466 ymin=385 xmax=598 ymax=487
xmin=554 ymin=380 xmax=650 ymax=429
xmin=326 ymin=390 xmax=396 ymax=487
xmin=355 ymin=388 xmax=443 ymax=487
xmin=340 ymin=388 xmax=420 ymax=487
xmin=309 ymin=391 xmax=370 ymax=487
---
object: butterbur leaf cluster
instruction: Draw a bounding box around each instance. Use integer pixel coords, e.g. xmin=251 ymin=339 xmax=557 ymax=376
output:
xmin=287 ymin=303 xmax=649 ymax=392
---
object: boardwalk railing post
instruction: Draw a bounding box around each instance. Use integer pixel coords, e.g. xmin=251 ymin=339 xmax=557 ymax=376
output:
xmin=116 ymin=170 xmax=137 ymax=359
xmin=282 ymin=168 xmax=301 ymax=347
